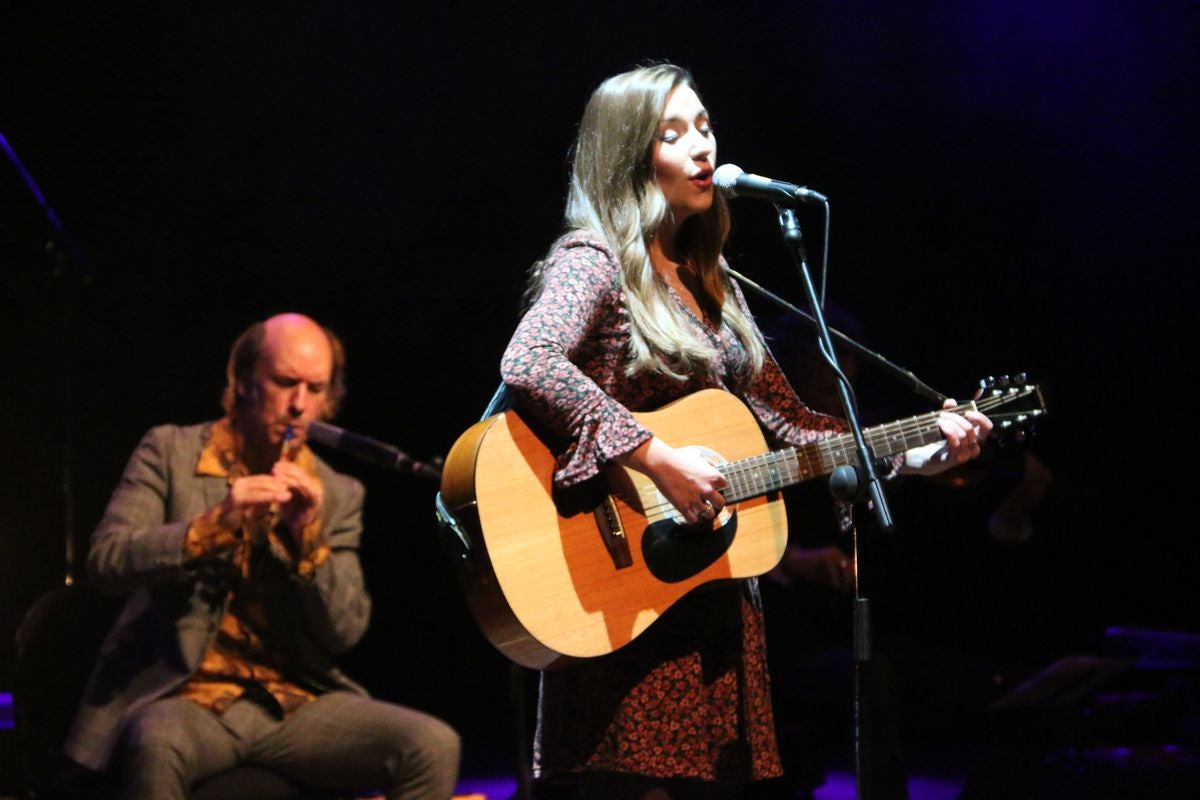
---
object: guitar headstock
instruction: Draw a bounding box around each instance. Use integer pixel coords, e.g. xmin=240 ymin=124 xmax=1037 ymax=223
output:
xmin=973 ymin=373 xmax=1047 ymax=445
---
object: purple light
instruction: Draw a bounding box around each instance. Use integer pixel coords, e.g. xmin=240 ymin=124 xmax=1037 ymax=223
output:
xmin=448 ymin=769 xmax=965 ymax=800
xmin=454 ymin=775 xmax=517 ymax=799
xmin=0 ymin=692 xmax=13 ymax=730
xmin=814 ymin=768 xmax=964 ymax=800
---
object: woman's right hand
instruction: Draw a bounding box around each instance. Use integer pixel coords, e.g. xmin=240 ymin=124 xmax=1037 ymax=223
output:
xmin=619 ymin=437 xmax=727 ymax=525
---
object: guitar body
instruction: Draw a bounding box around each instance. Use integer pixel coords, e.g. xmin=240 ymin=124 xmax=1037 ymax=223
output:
xmin=439 ymin=389 xmax=788 ymax=669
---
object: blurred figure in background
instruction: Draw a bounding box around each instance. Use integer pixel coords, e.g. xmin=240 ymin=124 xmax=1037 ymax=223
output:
xmin=66 ymin=313 xmax=460 ymax=799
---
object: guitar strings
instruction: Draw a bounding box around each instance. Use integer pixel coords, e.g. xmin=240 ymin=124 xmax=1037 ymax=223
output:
xmin=630 ymin=389 xmax=1037 ymax=519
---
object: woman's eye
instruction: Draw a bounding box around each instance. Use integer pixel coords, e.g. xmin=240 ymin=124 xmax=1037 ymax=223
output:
xmin=660 ymin=131 xmax=680 ymax=143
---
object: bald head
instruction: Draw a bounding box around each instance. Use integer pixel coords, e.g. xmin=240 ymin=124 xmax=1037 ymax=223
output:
xmin=262 ymin=313 xmax=330 ymax=365
xmin=222 ymin=313 xmax=347 ymax=423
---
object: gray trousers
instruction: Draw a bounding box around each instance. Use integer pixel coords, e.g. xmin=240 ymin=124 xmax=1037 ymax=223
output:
xmin=117 ymin=692 xmax=460 ymax=800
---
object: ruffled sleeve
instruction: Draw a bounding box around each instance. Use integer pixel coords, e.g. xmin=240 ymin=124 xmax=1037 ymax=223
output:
xmin=500 ymin=233 xmax=654 ymax=487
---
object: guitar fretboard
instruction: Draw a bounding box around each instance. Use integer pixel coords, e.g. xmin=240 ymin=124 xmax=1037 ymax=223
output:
xmin=718 ymin=405 xmax=968 ymax=503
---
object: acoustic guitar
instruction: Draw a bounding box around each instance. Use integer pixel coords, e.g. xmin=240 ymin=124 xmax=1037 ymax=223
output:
xmin=437 ymin=380 xmax=1044 ymax=669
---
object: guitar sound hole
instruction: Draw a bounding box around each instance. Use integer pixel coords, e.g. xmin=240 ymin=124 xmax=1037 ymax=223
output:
xmin=641 ymin=511 xmax=738 ymax=583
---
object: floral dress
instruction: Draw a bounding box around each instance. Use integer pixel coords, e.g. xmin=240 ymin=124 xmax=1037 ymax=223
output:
xmin=500 ymin=231 xmax=847 ymax=783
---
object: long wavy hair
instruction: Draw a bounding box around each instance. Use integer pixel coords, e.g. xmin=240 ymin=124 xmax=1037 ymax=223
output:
xmin=531 ymin=63 xmax=765 ymax=381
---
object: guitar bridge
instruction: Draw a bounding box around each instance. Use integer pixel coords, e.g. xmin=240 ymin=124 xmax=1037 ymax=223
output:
xmin=595 ymin=495 xmax=632 ymax=569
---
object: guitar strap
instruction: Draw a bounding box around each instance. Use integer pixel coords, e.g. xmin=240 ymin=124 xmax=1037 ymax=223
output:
xmin=480 ymin=381 xmax=514 ymax=418
xmin=433 ymin=382 xmax=512 ymax=557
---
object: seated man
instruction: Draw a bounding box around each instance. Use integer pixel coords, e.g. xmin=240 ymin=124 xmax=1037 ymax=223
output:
xmin=65 ymin=313 xmax=460 ymax=799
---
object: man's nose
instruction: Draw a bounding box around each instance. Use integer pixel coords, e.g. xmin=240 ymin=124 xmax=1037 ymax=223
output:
xmin=288 ymin=385 xmax=310 ymax=416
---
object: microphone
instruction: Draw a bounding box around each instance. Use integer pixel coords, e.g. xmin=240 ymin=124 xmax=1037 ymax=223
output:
xmin=307 ymin=420 xmax=442 ymax=482
xmin=713 ymin=164 xmax=828 ymax=205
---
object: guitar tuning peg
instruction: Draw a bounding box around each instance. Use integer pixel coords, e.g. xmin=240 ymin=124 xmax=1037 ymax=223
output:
xmin=996 ymin=375 xmax=1010 ymax=388
xmin=1014 ymin=372 xmax=1028 ymax=385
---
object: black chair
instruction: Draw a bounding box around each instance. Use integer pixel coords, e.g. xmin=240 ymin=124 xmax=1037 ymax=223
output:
xmin=12 ymin=581 xmax=329 ymax=799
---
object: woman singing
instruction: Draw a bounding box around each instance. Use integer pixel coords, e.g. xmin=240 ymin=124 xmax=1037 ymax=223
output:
xmin=500 ymin=63 xmax=990 ymax=800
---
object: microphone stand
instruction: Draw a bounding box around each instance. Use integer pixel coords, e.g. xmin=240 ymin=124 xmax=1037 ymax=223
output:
xmin=776 ymin=206 xmax=893 ymax=534
xmin=1 ymin=131 xmax=92 ymax=587
xmin=773 ymin=205 xmax=896 ymax=800
xmin=722 ymin=264 xmax=947 ymax=406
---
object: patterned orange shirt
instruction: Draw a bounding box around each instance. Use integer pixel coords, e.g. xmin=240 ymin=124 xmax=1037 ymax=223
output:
xmin=175 ymin=418 xmax=331 ymax=717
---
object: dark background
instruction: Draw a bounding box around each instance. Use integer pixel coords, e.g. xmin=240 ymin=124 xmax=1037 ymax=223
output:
xmin=2 ymin=0 xmax=1197 ymax=783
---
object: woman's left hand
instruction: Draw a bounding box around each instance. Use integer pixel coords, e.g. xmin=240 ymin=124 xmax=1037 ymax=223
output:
xmin=900 ymin=398 xmax=993 ymax=476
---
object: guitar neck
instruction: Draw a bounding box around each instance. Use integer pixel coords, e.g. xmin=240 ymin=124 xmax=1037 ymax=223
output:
xmin=719 ymin=405 xmax=966 ymax=503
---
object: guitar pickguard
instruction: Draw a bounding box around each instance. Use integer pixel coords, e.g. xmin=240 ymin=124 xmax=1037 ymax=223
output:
xmin=641 ymin=510 xmax=739 ymax=583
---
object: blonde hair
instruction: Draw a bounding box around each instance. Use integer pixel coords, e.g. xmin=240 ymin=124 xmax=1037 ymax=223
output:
xmin=533 ymin=63 xmax=765 ymax=381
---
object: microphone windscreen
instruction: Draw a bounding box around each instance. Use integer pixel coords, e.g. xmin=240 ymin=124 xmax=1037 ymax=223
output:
xmin=306 ymin=420 xmax=342 ymax=448
xmin=713 ymin=163 xmax=745 ymax=194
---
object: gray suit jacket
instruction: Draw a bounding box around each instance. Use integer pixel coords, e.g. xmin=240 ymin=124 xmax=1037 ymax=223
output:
xmin=65 ymin=422 xmax=370 ymax=771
